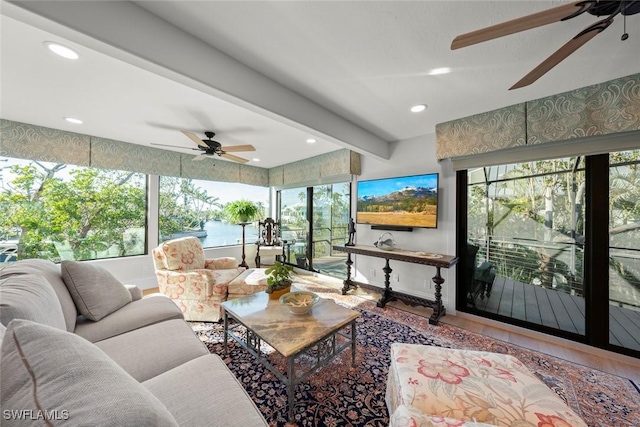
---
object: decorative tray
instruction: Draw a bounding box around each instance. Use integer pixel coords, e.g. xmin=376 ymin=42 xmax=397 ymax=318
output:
xmin=415 ymin=252 xmax=443 ymax=259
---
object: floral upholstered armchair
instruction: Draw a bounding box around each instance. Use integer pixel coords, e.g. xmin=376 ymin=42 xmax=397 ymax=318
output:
xmin=152 ymin=236 xmax=245 ymax=322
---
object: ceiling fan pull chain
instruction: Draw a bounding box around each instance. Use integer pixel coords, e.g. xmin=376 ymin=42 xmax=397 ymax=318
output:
xmin=621 ymin=1 xmax=629 ymax=40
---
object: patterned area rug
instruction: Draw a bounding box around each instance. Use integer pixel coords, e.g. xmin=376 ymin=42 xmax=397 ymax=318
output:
xmin=191 ymin=282 xmax=640 ymax=427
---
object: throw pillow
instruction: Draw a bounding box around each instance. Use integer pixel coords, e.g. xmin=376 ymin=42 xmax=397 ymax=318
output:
xmin=61 ymin=261 xmax=132 ymax=321
xmin=0 ymin=319 xmax=178 ymax=426
xmin=0 ymin=274 xmax=66 ymax=330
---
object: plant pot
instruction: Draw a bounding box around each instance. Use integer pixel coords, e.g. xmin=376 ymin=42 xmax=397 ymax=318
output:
xmin=267 ymin=284 xmax=291 ymax=300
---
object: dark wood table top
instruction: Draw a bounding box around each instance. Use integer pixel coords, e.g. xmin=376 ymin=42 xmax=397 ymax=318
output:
xmin=333 ymin=244 xmax=458 ymax=268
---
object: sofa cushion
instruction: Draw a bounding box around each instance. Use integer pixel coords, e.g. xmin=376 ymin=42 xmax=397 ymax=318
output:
xmin=0 ymin=274 xmax=66 ymax=330
xmin=61 ymin=260 xmax=132 ymax=321
xmin=74 ymin=294 xmax=184 ymax=342
xmin=0 ymin=259 xmax=77 ymax=331
xmin=143 ymin=354 xmax=268 ymax=427
xmin=94 ymin=319 xmax=208 ymax=382
xmin=1 ymin=319 xmax=178 ymax=427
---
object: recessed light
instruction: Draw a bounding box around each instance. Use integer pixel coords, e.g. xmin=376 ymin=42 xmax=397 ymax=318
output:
xmin=306 ymin=138 xmax=316 ymax=143
xmin=252 ymin=158 xmax=260 ymax=162
xmin=44 ymin=42 xmax=79 ymax=60
xmin=64 ymin=117 xmax=83 ymax=124
xmin=410 ymin=104 xmax=427 ymax=113
xmin=427 ymin=67 xmax=451 ymax=76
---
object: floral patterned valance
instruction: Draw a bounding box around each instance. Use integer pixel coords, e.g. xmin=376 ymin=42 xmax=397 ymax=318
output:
xmin=436 ymin=73 xmax=640 ymax=160
xmin=1 ymin=119 xmax=359 ymax=187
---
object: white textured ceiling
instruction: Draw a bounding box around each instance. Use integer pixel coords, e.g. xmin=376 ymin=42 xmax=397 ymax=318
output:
xmin=1 ymin=1 xmax=639 ymax=169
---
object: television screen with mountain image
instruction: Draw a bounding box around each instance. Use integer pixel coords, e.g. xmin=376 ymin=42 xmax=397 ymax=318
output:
xmin=356 ymin=173 xmax=438 ymax=228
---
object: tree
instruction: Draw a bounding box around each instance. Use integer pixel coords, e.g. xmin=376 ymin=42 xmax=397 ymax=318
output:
xmin=0 ymin=160 xmax=146 ymax=261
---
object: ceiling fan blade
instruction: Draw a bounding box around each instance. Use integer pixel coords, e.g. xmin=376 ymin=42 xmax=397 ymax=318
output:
xmin=220 ymin=144 xmax=256 ymax=153
xmin=509 ymin=17 xmax=612 ymax=90
xmin=451 ymin=1 xmax=585 ymax=50
xmin=221 ymin=153 xmax=250 ymax=164
xmin=150 ymin=142 xmax=199 ymax=151
xmin=192 ymin=154 xmax=207 ymax=161
xmin=181 ymin=130 xmax=208 ymax=148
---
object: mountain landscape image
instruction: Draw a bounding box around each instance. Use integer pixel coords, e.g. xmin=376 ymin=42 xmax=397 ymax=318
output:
xmin=356 ymin=174 xmax=438 ymax=228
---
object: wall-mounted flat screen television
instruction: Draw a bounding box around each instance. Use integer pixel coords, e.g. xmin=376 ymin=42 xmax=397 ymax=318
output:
xmin=356 ymin=173 xmax=439 ymax=229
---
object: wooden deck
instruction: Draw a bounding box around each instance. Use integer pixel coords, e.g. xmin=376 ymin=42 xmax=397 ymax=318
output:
xmin=471 ymin=276 xmax=640 ymax=352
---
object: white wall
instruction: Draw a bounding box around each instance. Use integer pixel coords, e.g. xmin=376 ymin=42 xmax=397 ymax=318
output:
xmin=353 ymin=133 xmax=458 ymax=314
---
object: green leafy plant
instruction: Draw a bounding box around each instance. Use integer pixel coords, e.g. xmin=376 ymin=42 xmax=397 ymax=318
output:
xmin=224 ymin=199 xmax=261 ymax=223
xmin=265 ymin=261 xmax=294 ymax=293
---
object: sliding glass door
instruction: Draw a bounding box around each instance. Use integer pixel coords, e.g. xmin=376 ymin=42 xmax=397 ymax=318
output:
xmin=459 ymin=150 xmax=640 ymax=358
xmin=464 ymin=158 xmax=586 ymax=337
xmin=280 ymin=187 xmax=309 ymax=268
xmin=311 ymin=183 xmax=350 ymax=277
xmin=608 ymin=150 xmax=640 ymax=352
xmin=277 ymin=182 xmax=351 ymax=278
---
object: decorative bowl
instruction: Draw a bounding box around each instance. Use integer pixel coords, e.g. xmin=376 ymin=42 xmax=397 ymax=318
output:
xmin=279 ymin=291 xmax=320 ymax=315
xmin=374 ymin=232 xmax=397 ymax=251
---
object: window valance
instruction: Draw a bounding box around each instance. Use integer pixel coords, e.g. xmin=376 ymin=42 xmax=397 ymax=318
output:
xmin=0 ymin=119 xmax=360 ymax=187
xmin=436 ymin=73 xmax=640 ymax=169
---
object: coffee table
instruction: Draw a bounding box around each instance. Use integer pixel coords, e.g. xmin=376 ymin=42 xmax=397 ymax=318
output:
xmin=221 ymin=290 xmax=360 ymax=421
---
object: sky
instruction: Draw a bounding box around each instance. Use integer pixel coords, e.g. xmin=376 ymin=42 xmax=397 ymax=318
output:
xmin=357 ymin=173 xmax=438 ymax=198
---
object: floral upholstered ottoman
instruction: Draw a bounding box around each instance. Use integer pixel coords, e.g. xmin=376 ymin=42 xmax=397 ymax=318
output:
xmin=386 ymin=343 xmax=587 ymax=427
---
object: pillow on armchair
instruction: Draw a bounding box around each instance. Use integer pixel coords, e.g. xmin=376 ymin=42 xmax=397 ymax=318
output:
xmin=155 ymin=236 xmax=206 ymax=271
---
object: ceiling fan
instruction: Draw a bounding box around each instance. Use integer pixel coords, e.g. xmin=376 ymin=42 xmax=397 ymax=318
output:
xmin=451 ymin=1 xmax=639 ymax=90
xmin=151 ymin=130 xmax=256 ymax=163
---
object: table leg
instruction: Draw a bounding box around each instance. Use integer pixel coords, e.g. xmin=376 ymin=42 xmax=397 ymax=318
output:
xmin=287 ymin=356 xmax=295 ymax=421
xmin=351 ymin=321 xmax=356 ymax=366
xmin=429 ymin=266 xmax=446 ymax=325
xmin=341 ymin=253 xmax=355 ymax=295
xmin=377 ymin=259 xmax=393 ymax=307
xmin=223 ymin=311 xmax=229 ymax=354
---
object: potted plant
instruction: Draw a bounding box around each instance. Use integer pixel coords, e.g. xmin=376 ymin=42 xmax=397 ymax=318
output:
xmin=265 ymin=261 xmax=294 ymax=299
xmin=224 ymin=199 xmax=260 ymax=223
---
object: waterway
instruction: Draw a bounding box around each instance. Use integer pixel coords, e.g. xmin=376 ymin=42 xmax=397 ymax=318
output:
xmin=199 ymin=220 xmax=260 ymax=248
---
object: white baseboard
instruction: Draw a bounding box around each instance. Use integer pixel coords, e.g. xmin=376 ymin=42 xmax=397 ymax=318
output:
xmin=453 ymin=311 xmax=639 ymax=367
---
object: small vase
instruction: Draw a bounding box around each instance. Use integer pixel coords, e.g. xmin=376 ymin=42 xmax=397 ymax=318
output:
xmin=267 ymin=284 xmax=291 ymax=300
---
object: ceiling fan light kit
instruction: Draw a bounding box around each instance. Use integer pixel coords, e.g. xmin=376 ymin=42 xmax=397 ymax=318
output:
xmin=150 ymin=130 xmax=256 ymax=163
xmin=451 ymin=0 xmax=639 ymax=90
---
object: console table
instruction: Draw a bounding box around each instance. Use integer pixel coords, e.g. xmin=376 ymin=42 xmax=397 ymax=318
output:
xmin=332 ymin=244 xmax=458 ymax=325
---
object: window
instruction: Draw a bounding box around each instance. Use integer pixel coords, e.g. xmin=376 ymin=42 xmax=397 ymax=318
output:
xmin=0 ymin=157 xmax=147 ymax=262
xmin=158 ymin=176 xmax=269 ymax=248
xmin=458 ymin=150 xmax=640 ymax=358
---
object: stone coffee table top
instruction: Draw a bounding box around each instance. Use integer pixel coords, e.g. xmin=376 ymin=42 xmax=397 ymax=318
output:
xmin=222 ymin=289 xmax=360 ymax=357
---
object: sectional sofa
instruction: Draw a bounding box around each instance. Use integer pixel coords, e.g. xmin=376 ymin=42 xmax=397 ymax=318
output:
xmin=0 ymin=259 xmax=267 ymax=426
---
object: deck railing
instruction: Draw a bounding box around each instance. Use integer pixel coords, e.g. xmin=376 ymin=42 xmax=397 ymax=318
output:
xmin=469 ymin=236 xmax=640 ymax=310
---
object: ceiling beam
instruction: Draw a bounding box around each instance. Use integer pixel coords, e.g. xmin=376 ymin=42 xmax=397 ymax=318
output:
xmin=3 ymin=0 xmax=390 ymax=161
